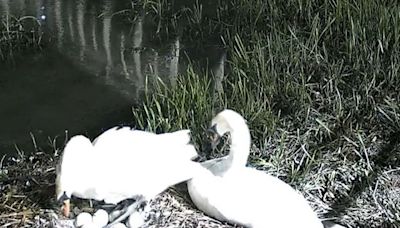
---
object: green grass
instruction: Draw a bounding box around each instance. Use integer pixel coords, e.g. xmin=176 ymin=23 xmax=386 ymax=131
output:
xmin=133 ymin=67 xmax=214 ymax=145
xmin=130 ymin=0 xmax=400 ymax=227
xmin=0 ymin=15 xmax=43 ymax=61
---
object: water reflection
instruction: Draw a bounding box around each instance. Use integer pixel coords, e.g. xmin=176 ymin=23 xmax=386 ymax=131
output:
xmin=0 ymin=0 xmax=226 ymax=154
xmin=0 ymin=0 xmax=9 ymax=16
xmin=54 ymin=0 xmax=63 ymax=50
xmin=169 ymin=38 xmax=180 ymax=86
xmin=213 ymin=50 xmax=226 ymax=95
xmin=1 ymin=0 xmax=156 ymax=100
xmin=132 ymin=15 xmax=143 ymax=95
xmin=1 ymin=0 xmax=226 ymax=100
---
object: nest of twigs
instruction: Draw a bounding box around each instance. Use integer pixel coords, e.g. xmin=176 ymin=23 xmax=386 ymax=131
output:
xmin=0 ymin=142 xmax=399 ymax=228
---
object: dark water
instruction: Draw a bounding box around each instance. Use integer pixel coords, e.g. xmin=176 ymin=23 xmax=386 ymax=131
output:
xmin=0 ymin=0 xmax=225 ymax=155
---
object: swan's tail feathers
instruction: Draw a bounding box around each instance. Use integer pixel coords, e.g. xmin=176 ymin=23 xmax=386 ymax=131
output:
xmin=92 ymin=126 xmax=132 ymax=146
xmin=322 ymin=221 xmax=346 ymax=228
xmin=93 ymin=127 xmax=193 ymax=148
xmin=92 ymin=127 xmax=116 ymax=145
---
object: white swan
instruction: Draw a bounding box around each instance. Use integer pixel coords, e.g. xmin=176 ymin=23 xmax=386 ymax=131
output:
xmin=56 ymin=126 xmax=202 ymax=225
xmin=187 ymin=109 xmax=324 ymax=228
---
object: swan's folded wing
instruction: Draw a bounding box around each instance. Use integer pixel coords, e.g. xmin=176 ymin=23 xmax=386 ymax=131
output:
xmin=160 ymin=137 xmax=199 ymax=159
xmin=93 ymin=128 xmax=194 ymax=157
xmin=92 ymin=127 xmax=155 ymax=147
xmin=187 ymin=168 xmax=237 ymax=223
xmin=156 ymin=130 xmax=191 ymax=145
xmin=229 ymin=168 xmax=323 ymax=227
xmin=96 ymin=142 xmax=201 ymax=203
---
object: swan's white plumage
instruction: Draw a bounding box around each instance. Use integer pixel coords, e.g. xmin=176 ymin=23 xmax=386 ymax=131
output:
xmin=56 ymin=126 xmax=202 ymax=214
xmin=56 ymin=135 xmax=100 ymax=202
xmin=187 ymin=109 xmax=323 ymax=228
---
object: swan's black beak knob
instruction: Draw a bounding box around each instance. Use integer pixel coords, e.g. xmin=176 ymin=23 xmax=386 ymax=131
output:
xmin=205 ymin=124 xmax=221 ymax=152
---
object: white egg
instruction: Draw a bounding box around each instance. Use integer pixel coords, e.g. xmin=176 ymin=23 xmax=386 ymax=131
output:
xmin=74 ymin=212 xmax=93 ymax=227
xmin=81 ymin=223 xmax=97 ymax=228
xmin=92 ymin=209 xmax=109 ymax=227
xmin=109 ymin=222 xmax=127 ymax=228
xmin=127 ymin=211 xmax=145 ymax=228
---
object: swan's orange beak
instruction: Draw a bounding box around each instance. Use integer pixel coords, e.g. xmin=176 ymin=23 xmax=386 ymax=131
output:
xmin=62 ymin=199 xmax=70 ymax=217
xmin=57 ymin=191 xmax=71 ymax=217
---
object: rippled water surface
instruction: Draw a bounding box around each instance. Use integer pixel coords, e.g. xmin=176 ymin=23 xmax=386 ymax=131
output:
xmin=0 ymin=0 xmax=224 ymax=154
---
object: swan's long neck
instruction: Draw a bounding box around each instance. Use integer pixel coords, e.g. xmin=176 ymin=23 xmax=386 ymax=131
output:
xmin=227 ymin=123 xmax=251 ymax=169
